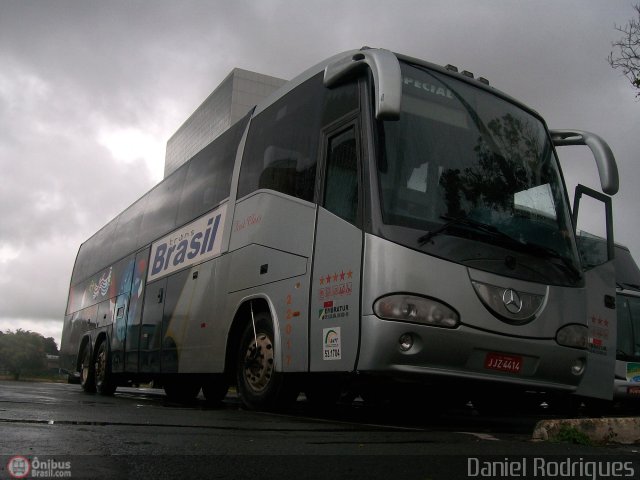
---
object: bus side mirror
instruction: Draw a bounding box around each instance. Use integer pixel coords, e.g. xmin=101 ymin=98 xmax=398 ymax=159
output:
xmin=550 ymin=129 xmax=619 ymax=196
xmin=324 ymin=48 xmax=402 ymax=121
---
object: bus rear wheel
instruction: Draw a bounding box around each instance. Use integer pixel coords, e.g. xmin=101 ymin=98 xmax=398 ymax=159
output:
xmin=79 ymin=343 xmax=96 ymax=393
xmin=94 ymin=340 xmax=117 ymax=396
xmin=236 ymin=313 xmax=297 ymax=410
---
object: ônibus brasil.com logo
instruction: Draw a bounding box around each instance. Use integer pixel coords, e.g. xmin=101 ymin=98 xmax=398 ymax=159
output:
xmin=6 ymin=456 xmax=30 ymax=479
xmin=6 ymin=456 xmax=72 ymax=478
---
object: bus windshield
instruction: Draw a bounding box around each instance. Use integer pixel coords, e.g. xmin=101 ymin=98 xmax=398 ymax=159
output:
xmin=377 ymin=62 xmax=581 ymax=286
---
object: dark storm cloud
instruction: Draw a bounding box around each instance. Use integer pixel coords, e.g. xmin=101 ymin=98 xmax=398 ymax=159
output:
xmin=0 ymin=0 xmax=637 ymax=345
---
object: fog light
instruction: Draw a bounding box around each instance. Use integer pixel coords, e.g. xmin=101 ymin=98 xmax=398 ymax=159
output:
xmin=399 ymin=333 xmax=413 ymax=351
xmin=571 ymin=358 xmax=585 ymax=376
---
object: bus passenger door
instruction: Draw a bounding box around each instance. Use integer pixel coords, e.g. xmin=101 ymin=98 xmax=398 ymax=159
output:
xmin=124 ymin=248 xmax=150 ymax=373
xmin=161 ymin=269 xmax=191 ymax=374
xmin=573 ymin=186 xmax=617 ymax=400
xmin=139 ymin=278 xmax=167 ymax=374
xmin=110 ymin=293 xmax=128 ymax=373
xmin=310 ymin=123 xmax=363 ymax=372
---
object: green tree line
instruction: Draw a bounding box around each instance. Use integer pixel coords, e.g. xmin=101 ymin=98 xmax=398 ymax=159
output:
xmin=0 ymin=329 xmax=59 ymax=380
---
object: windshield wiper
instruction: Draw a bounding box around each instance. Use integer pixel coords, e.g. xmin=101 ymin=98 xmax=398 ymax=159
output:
xmin=523 ymin=241 xmax=583 ymax=281
xmin=419 ymin=215 xmax=582 ymax=280
xmin=418 ymin=215 xmax=517 ymax=245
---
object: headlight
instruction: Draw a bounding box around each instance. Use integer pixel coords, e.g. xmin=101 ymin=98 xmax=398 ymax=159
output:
xmin=373 ymin=294 xmax=459 ymax=328
xmin=556 ymin=324 xmax=588 ymax=349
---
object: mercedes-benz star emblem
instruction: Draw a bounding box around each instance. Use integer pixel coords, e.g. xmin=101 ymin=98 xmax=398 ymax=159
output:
xmin=502 ymin=288 xmax=523 ymax=314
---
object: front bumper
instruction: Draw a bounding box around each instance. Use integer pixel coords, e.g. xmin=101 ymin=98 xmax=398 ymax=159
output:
xmin=357 ymin=314 xmax=585 ymax=392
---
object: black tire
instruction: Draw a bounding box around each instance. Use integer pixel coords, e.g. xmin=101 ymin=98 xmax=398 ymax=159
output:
xmin=94 ymin=340 xmax=117 ymax=396
xmin=472 ymin=390 xmax=531 ymax=416
xmin=547 ymin=393 xmax=581 ymax=416
xmin=79 ymin=343 xmax=96 ymax=393
xmin=202 ymin=375 xmax=229 ymax=405
xmin=304 ymin=376 xmax=343 ymax=410
xmin=581 ymin=397 xmax=612 ymax=417
xmin=236 ymin=312 xmax=298 ymax=410
xmin=163 ymin=378 xmax=201 ymax=403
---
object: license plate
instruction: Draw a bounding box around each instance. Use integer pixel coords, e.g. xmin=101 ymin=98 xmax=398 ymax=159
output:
xmin=484 ymin=352 xmax=523 ymax=374
xmin=628 ymin=386 xmax=640 ymax=396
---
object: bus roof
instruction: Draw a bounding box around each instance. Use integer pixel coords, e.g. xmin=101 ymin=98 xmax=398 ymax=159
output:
xmin=253 ymin=47 xmax=541 ymax=122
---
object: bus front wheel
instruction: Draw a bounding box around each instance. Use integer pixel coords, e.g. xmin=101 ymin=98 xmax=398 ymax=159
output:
xmin=236 ymin=313 xmax=297 ymax=410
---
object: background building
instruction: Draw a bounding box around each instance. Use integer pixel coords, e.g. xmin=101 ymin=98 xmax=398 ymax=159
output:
xmin=164 ymin=68 xmax=286 ymax=177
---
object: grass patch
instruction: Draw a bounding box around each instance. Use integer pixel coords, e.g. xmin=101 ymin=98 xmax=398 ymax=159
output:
xmin=550 ymin=424 xmax=593 ymax=446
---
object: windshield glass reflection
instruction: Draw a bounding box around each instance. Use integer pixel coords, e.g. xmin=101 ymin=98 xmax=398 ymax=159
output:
xmin=377 ymin=63 xmax=581 ymax=286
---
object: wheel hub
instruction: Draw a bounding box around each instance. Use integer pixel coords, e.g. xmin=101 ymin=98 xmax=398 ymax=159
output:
xmin=243 ymin=333 xmax=274 ymax=393
xmin=95 ymin=348 xmax=106 ymax=384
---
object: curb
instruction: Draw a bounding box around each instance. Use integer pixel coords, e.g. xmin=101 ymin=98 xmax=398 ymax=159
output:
xmin=532 ymin=417 xmax=640 ymax=445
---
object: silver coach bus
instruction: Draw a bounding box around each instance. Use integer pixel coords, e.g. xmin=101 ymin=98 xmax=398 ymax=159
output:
xmin=60 ymin=48 xmax=619 ymax=409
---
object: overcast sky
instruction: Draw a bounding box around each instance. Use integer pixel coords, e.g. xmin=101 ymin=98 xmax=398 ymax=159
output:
xmin=0 ymin=0 xmax=638 ymax=347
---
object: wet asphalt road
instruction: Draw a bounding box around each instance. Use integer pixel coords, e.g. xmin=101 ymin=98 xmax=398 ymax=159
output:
xmin=0 ymin=381 xmax=637 ymax=479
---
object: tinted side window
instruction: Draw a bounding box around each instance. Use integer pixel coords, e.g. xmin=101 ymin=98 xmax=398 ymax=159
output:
xmin=322 ymin=79 xmax=359 ymax=127
xmin=138 ymin=166 xmax=187 ymax=247
xmin=617 ymin=295 xmax=634 ymax=356
xmin=176 ymin=114 xmax=249 ymax=226
xmin=324 ymin=127 xmax=359 ymax=225
xmin=238 ymin=75 xmax=323 ymax=201
xmin=67 ymin=254 xmax=135 ymax=314
xmin=72 ymin=220 xmax=118 ymax=285
xmin=110 ymin=195 xmax=148 ymax=267
xmin=628 ymin=296 xmax=640 ymax=357
xmin=238 ymin=74 xmax=358 ymax=202
xmin=72 ymin=242 xmax=93 ymax=286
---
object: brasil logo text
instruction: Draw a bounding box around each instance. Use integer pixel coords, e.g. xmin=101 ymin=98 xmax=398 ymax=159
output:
xmin=148 ymin=204 xmax=227 ymax=282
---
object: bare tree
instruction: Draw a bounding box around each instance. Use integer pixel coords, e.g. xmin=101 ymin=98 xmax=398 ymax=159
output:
xmin=608 ymin=4 xmax=640 ymax=98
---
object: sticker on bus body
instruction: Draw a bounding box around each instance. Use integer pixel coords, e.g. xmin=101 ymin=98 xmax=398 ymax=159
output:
xmin=627 ymin=363 xmax=640 ymax=383
xmin=148 ymin=204 xmax=227 ymax=282
xmin=323 ymin=327 xmax=341 ymax=360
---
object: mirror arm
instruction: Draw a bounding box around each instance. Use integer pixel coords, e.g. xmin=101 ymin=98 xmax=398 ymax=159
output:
xmin=550 ymin=129 xmax=619 ymax=196
xmin=324 ymin=47 xmax=402 ymax=120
